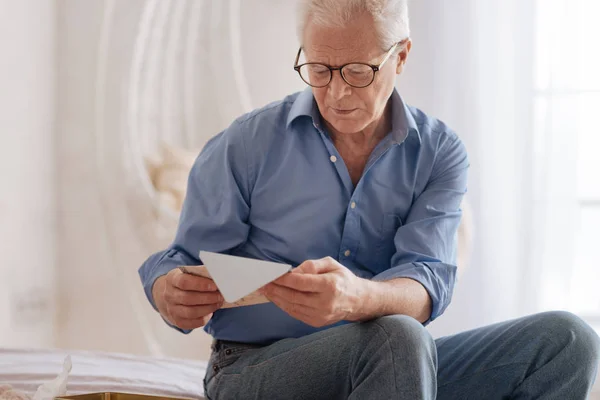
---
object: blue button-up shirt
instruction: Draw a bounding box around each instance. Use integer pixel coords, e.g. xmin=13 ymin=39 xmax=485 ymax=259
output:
xmin=138 ymin=87 xmax=469 ymax=344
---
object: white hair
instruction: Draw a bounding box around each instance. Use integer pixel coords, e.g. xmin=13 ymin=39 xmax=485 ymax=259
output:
xmin=296 ymin=0 xmax=410 ymax=50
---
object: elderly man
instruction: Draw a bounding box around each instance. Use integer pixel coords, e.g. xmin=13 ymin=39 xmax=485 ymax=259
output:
xmin=138 ymin=0 xmax=600 ymax=398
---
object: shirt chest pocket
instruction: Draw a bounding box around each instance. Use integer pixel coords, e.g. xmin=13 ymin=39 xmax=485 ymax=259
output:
xmin=373 ymin=213 xmax=403 ymax=272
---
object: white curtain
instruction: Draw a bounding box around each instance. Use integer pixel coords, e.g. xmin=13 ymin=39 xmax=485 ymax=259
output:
xmin=54 ymin=0 xmax=306 ymax=360
xmin=402 ymin=0 xmax=539 ymax=337
xmin=0 ymin=0 xmax=57 ymax=348
xmin=529 ymin=0 xmax=600 ymax=322
xmin=410 ymin=0 xmax=600 ymax=342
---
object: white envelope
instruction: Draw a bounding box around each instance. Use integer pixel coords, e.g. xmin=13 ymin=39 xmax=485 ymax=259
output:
xmin=189 ymin=251 xmax=291 ymax=304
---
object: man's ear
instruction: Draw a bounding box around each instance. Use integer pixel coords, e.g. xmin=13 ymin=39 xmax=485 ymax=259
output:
xmin=396 ymin=39 xmax=412 ymax=74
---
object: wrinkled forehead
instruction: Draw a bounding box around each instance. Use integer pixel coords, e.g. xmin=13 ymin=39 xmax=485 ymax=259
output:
xmin=302 ymin=21 xmax=382 ymax=66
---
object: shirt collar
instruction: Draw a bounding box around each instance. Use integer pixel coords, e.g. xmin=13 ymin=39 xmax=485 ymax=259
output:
xmin=286 ymin=87 xmax=421 ymax=145
xmin=389 ymin=88 xmax=421 ymax=144
xmin=286 ymin=87 xmax=320 ymax=128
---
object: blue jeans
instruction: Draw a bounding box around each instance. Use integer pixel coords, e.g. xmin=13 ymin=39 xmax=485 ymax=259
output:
xmin=203 ymin=311 xmax=600 ymax=399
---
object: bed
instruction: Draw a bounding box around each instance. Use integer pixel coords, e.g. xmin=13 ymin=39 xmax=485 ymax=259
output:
xmin=0 ymin=347 xmax=207 ymax=400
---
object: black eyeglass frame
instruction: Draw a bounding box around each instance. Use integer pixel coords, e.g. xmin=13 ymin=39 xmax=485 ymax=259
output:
xmin=293 ymin=39 xmax=409 ymax=88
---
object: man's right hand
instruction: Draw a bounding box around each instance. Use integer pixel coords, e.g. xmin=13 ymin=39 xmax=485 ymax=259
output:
xmin=152 ymin=267 xmax=224 ymax=330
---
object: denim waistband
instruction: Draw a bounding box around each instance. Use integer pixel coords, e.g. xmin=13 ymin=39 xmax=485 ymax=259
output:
xmin=211 ymin=339 xmax=266 ymax=353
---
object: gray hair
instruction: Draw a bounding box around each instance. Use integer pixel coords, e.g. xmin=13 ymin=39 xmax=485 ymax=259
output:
xmin=296 ymin=0 xmax=410 ymax=51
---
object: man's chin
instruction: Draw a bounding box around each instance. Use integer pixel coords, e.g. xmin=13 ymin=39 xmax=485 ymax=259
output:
xmin=325 ymin=119 xmax=366 ymax=135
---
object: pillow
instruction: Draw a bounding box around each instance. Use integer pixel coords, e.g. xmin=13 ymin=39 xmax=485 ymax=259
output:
xmin=145 ymin=142 xmax=198 ymax=213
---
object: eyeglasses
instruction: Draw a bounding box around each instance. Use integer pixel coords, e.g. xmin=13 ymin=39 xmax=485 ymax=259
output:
xmin=293 ymin=39 xmax=408 ymax=89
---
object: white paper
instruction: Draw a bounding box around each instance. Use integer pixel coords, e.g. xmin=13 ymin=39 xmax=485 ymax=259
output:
xmin=197 ymin=251 xmax=291 ymax=303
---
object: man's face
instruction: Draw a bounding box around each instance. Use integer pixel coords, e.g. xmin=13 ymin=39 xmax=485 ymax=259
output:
xmin=302 ymin=13 xmax=410 ymax=136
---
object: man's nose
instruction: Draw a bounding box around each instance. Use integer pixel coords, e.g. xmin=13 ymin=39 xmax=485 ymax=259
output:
xmin=328 ymin=70 xmax=352 ymax=101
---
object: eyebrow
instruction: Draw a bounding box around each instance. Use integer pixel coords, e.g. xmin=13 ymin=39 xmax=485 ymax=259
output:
xmin=302 ymin=49 xmax=381 ymax=66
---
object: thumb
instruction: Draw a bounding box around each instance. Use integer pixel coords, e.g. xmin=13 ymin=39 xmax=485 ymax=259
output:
xmin=294 ymin=257 xmax=336 ymax=274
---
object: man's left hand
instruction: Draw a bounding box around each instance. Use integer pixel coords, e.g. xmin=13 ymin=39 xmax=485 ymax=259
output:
xmin=261 ymin=257 xmax=370 ymax=327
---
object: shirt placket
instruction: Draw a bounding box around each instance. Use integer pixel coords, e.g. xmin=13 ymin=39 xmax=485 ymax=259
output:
xmin=313 ymin=123 xmax=396 ymax=267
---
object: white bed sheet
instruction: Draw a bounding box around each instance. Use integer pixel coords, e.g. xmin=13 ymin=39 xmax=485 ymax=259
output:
xmin=0 ymin=347 xmax=207 ymax=399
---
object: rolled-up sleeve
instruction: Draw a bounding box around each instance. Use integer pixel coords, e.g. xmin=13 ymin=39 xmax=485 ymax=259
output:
xmin=372 ymin=135 xmax=469 ymax=323
xmin=138 ymin=120 xmax=252 ymax=330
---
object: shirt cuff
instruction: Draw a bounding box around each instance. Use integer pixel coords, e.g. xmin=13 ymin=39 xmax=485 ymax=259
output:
xmin=138 ymin=249 xmax=195 ymax=334
xmin=139 ymin=250 xmax=177 ymax=311
xmin=371 ymin=262 xmax=457 ymax=324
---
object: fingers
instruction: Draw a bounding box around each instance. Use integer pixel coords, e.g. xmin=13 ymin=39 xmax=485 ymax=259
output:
xmin=165 ymin=287 xmax=224 ymax=306
xmin=272 ymin=272 xmax=332 ymax=293
xmin=164 ymin=269 xmax=223 ymax=306
xmin=171 ymin=270 xmax=218 ymax=292
xmin=267 ymin=293 xmax=313 ymax=320
xmin=294 ymin=257 xmax=339 ymax=274
xmin=266 ymin=293 xmax=327 ymax=328
xmin=168 ymin=302 xmax=222 ymax=320
xmin=264 ymin=284 xmax=318 ymax=308
xmin=159 ymin=268 xmax=224 ymax=329
xmin=166 ymin=301 xmax=222 ymax=330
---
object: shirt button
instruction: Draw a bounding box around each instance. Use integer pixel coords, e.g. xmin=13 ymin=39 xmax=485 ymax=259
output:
xmin=330 ymin=155 xmax=337 ymax=163
xmin=350 ymin=202 xmax=356 ymax=209
xmin=344 ymin=250 xmax=351 ymax=257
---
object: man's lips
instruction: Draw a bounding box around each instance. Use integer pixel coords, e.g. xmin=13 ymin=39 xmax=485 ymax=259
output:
xmin=331 ymin=108 xmax=358 ymax=115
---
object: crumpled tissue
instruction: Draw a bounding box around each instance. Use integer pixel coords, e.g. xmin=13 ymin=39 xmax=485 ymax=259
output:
xmin=0 ymin=355 xmax=72 ymax=400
